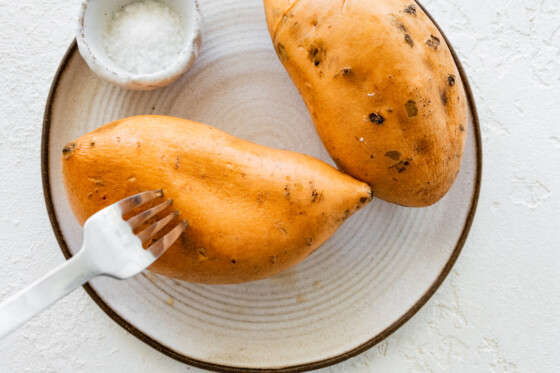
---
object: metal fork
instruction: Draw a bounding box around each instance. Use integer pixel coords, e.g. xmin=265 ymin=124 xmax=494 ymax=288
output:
xmin=0 ymin=190 xmax=187 ymax=339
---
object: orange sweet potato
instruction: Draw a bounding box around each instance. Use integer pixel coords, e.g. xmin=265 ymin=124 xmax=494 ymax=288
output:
xmin=62 ymin=115 xmax=372 ymax=284
xmin=264 ymin=0 xmax=468 ymax=206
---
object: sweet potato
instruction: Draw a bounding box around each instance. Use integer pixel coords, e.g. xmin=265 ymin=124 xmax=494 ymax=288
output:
xmin=61 ymin=115 xmax=372 ymax=284
xmin=264 ymin=0 xmax=468 ymax=207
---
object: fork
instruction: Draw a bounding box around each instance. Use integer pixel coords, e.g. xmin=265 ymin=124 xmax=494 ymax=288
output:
xmin=0 ymin=190 xmax=187 ymax=339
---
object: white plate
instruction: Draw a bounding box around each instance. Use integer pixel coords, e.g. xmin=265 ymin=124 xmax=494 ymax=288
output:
xmin=42 ymin=0 xmax=481 ymax=371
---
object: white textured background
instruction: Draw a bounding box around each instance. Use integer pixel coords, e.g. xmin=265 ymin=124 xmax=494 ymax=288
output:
xmin=0 ymin=0 xmax=558 ymax=372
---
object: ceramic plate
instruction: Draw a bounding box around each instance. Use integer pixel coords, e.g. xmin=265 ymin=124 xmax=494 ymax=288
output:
xmin=42 ymin=0 xmax=481 ymax=371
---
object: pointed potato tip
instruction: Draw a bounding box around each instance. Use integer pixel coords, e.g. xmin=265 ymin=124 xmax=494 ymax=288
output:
xmin=263 ymin=0 xmax=295 ymax=34
xmin=357 ymin=188 xmax=373 ymax=207
xmin=62 ymin=142 xmax=76 ymax=159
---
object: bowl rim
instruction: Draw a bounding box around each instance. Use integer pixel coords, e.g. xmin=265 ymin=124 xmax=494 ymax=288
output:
xmin=76 ymin=0 xmax=202 ymax=89
xmin=42 ymin=2 xmax=482 ymax=371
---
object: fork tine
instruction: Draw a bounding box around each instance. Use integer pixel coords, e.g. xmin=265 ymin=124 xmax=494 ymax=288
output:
xmin=147 ymin=220 xmax=188 ymax=258
xmin=127 ymin=199 xmax=173 ymax=229
xmin=118 ymin=190 xmax=163 ymax=215
xmin=137 ymin=210 xmax=179 ymax=243
xmin=126 ymin=199 xmax=173 ymax=229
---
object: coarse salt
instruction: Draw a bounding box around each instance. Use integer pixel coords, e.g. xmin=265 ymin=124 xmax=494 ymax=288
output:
xmin=103 ymin=0 xmax=185 ymax=75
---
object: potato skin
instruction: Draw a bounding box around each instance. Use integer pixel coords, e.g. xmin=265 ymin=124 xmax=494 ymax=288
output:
xmin=264 ymin=0 xmax=468 ymax=207
xmin=62 ymin=116 xmax=372 ymax=284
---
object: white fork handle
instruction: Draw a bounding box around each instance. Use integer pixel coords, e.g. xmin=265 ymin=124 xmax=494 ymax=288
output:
xmin=0 ymin=251 xmax=98 ymax=339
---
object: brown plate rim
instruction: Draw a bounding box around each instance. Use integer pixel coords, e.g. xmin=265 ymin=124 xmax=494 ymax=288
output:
xmin=41 ymin=2 xmax=482 ymax=372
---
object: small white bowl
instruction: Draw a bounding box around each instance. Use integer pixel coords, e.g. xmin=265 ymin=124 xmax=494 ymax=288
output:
xmin=77 ymin=0 xmax=202 ymax=90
